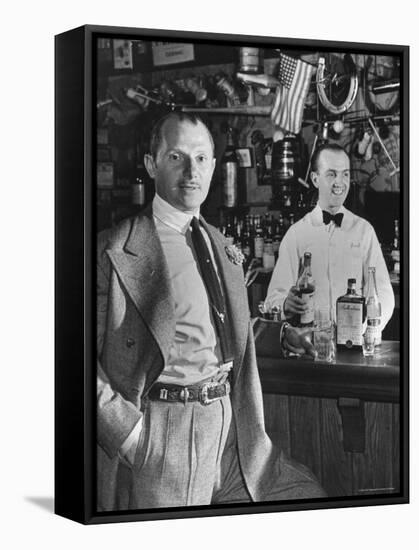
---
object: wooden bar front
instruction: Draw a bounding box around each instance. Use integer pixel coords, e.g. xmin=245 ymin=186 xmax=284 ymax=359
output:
xmin=254 ymin=319 xmax=401 ymax=498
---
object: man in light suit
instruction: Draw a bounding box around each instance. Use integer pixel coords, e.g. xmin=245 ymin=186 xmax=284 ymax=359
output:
xmin=97 ymin=112 xmax=325 ymax=511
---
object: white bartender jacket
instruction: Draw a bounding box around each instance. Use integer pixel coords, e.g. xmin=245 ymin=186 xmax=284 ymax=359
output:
xmin=265 ymin=205 xmax=395 ymax=329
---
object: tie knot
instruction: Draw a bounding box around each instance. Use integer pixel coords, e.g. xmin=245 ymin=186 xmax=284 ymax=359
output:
xmin=190 ymin=216 xmax=200 ymax=232
xmin=322 ymin=211 xmax=344 ymax=227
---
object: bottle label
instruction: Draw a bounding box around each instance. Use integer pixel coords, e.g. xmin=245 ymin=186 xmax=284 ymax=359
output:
xmin=367 ymin=318 xmax=382 ymax=345
xmin=300 ymin=292 xmax=314 ymax=324
xmin=254 ymin=236 xmax=264 ymax=258
xmin=262 ymin=252 xmax=275 ymax=269
xmin=337 ymin=302 xmax=363 ymax=346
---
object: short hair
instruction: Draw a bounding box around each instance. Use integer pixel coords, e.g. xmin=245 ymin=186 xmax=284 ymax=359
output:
xmin=311 ymin=143 xmax=350 ymax=173
xmin=148 ymin=111 xmax=215 ymax=159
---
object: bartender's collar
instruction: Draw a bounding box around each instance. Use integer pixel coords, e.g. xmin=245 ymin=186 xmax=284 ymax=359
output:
xmin=153 ymin=194 xmax=200 ymax=235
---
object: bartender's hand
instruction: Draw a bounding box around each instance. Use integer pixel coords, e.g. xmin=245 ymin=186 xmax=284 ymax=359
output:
xmin=283 ymin=324 xmax=316 ymax=358
xmin=284 ymin=286 xmax=310 ymax=317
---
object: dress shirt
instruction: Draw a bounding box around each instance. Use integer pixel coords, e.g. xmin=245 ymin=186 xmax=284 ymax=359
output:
xmin=153 ymin=194 xmax=225 ymax=385
xmin=265 ymin=204 xmax=395 ymax=328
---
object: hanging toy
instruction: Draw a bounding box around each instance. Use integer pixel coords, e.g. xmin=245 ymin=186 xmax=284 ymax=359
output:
xmin=333 ymin=119 xmax=345 ymax=134
xmin=364 ymin=134 xmax=374 ymax=161
xmin=358 ymin=130 xmax=372 ymax=156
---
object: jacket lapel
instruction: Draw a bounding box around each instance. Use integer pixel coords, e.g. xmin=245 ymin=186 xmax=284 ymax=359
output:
xmin=106 ymin=209 xmax=176 ymax=365
xmin=201 ymin=219 xmax=249 ymax=377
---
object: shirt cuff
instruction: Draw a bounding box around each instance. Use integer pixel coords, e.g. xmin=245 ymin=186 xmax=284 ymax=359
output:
xmin=119 ymin=416 xmax=143 ymax=458
xmin=280 ymin=321 xmax=291 ymax=351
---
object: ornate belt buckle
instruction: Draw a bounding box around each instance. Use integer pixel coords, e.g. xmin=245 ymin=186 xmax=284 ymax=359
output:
xmin=200 ymin=380 xmax=230 ymax=405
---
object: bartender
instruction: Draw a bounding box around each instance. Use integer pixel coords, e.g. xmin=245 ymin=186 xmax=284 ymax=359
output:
xmin=265 ymin=143 xmax=394 ymax=329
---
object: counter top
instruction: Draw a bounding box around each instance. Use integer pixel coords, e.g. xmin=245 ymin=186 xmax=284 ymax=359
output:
xmin=254 ymin=318 xmax=400 ymax=403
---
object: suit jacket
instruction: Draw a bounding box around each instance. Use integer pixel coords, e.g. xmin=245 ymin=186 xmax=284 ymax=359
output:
xmin=96 ymin=206 xmax=280 ymax=511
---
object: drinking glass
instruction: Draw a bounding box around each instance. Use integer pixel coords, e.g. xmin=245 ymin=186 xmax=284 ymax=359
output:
xmin=313 ymin=307 xmax=336 ymax=363
xmin=362 ymin=330 xmax=375 ymax=357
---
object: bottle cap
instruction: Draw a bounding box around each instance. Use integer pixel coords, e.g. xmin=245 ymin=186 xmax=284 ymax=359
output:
xmin=348 ymin=278 xmax=356 ymax=285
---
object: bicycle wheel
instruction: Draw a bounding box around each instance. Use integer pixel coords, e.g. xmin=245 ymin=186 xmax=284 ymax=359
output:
xmin=316 ymin=53 xmax=358 ymax=115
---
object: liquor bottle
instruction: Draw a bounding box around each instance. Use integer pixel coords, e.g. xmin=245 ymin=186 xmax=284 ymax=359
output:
xmin=221 ymin=128 xmax=238 ymax=208
xmin=297 ymin=192 xmax=305 ymax=210
xmin=132 ymin=163 xmax=146 ymax=207
xmin=224 ymin=216 xmax=235 ymax=246
xmin=262 ymin=237 xmax=275 ymax=269
xmin=295 ymin=252 xmax=315 ymax=327
xmin=234 ymin=217 xmax=243 ymax=246
xmin=241 ymin=219 xmax=252 ymax=267
xmin=277 ymin=212 xmax=286 ymax=239
xmin=391 ymin=219 xmax=400 ymax=277
xmin=272 ymin=222 xmax=282 ymax=261
xmin=264 ymin=212 xmax=273 ymax=239
xmin=365 ymin=266 xmax=382 ymax=345
xmin=336 ymin=278 xmax=366 ymax=349
xmin=253 ymin=215 xmax=265 ymax=267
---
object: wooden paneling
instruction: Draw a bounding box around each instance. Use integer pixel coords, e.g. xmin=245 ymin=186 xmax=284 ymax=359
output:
xmin=392 ymin=405 xmax=401 ymax=492
xmin=289 ymin=396 xmax=322 ymax=480
xmin=352 ymin=403 xmax=395 ymax=495
xmin=320 ymin=399 xmax=352 ymax=497
xmin=262 ymin=393 xmax=400 ymax=498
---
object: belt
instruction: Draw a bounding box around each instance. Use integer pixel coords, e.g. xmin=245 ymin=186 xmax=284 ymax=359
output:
xmin=148 ymin=379 xmax=231 ymax=406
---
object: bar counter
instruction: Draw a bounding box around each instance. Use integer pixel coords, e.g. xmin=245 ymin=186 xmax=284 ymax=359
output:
xmin=253 ymin=318 xmax=401 ymax=497
xmin=254 ymin=318 xmax=400 ymax=403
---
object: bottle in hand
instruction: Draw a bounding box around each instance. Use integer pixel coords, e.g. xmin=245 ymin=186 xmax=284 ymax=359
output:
xmin=295 ymin=252 xmax=315 ymax=327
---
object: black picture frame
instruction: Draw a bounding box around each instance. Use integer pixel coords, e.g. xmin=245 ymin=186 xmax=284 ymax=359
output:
xmin=55 ymin=24 xmax=409 ymax=525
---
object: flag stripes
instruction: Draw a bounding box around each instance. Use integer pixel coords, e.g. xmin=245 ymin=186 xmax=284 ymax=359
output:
xmin=271 ymin=53 xmax=313 ymax=134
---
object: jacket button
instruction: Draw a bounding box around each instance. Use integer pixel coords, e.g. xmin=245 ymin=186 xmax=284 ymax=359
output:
xmin=126 ymin=338 xmax=135 ymax=348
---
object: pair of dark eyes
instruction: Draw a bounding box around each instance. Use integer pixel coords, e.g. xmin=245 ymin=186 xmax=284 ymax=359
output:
xmin=167 ymin=153 xmax=209 ymax=163
xmin=323 ymin=171 xmax=350 ymax=179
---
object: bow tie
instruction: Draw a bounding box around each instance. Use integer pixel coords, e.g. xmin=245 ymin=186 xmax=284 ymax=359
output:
xmin=322 ymin=211 xmax=344 ymax=227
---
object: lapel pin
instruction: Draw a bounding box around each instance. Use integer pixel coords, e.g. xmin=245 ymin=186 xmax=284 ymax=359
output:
xmin=225 ymin=245 xmax=245 ymax=266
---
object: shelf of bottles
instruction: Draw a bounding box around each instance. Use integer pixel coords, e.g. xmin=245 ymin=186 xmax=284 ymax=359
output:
xmin=218 ymin=208 xmax=306 ymax=272
xmin=217 ymin=123 xmax=314 ymax=275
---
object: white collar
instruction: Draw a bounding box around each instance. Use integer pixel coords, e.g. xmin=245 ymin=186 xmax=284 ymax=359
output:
xmin=152 ymin=194 xmax=200 ymax=235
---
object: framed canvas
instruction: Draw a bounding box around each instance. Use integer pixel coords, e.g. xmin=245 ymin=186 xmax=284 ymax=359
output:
xmin=55 ymin=24 xmax=409 ymax=524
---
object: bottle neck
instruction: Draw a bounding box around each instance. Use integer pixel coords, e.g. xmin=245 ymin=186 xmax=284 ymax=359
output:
xmin=303 ymin=258 xmax=312 ymax=272
xmin=366 ymin=270 xmax=378 ymax=298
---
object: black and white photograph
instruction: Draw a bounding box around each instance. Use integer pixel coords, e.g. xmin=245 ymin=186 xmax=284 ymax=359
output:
xmin=69 ymin=27 xmax=409 ymax=521
xmin=6 ymin=1 xmax=416 ymax=546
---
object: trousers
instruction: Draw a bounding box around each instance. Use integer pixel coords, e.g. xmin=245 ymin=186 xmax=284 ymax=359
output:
xmin=116 ymin=395 xmax=325 ymax=510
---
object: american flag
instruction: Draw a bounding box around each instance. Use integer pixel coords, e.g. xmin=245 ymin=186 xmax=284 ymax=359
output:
xmin=271 ymin=53 xmax=313 ymax=134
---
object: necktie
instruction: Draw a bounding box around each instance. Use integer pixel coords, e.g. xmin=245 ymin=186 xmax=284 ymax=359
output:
xmin=189 ymin=217 xmax=233 ymax=365
xmin=322 ymin=211 xmax=344 ymax=227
